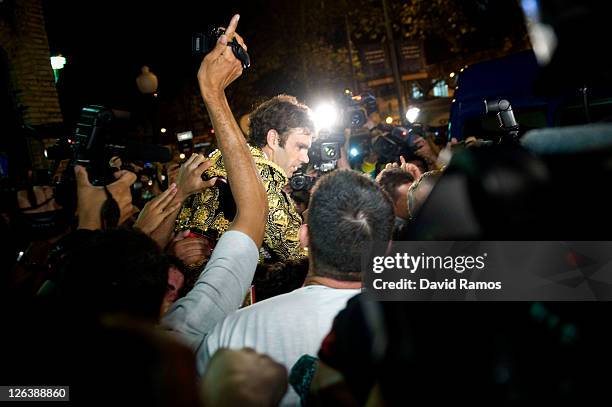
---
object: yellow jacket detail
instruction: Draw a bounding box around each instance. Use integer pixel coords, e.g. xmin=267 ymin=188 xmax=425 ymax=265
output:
xmin=176 ymin=146 xmax=304 ymax=261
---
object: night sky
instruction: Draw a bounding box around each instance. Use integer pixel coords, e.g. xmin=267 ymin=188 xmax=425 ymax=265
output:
xmin=42 ymin=0 xmax=527 ymax=129
xmin=42 ymin=1 xmax=268 ymax=123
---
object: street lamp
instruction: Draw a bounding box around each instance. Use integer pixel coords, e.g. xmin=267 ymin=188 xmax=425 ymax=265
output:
xmin=136 ymin=66 xmax=158 ymax=94
xmin=135 ymin=66 xmax=160 ymax=143
xmin=50 ymin=55 xmax=66 ymax=83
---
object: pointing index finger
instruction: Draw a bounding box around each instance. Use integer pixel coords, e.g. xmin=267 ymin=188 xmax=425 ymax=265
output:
xmin=224 ymin=14 xmax=240 ymax=39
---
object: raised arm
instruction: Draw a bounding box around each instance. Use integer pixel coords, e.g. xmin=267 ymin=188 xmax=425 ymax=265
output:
xmin=161 ymin=15 xmax=264 ymax=346
xmin=197 ymin=14 xmax=267 ymax=247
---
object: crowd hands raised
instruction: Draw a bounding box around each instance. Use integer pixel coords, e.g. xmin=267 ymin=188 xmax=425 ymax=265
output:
xmin=1 ymin=13 xmax=503 ymax=406
xmin=73 ymin=151 xmax=217 ymax=243
xmin=5 ymin=9 xmax=608 ymax=407
xmin=5 ymin=14 xmax=276 ymax=405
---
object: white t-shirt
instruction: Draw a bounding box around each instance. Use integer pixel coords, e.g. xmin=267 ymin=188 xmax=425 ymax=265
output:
xmin=200 ymin=285 xmax=361 ymax=406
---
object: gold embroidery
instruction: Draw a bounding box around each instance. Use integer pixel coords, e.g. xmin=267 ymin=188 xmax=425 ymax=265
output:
xmin=212 ymin=215 xmax=231 ymax=234
xmin=175 ymin=146 xmax=304 ymax=261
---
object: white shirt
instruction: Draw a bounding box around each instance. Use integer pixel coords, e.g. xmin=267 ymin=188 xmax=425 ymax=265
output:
xmin=162 ymin=230 xmax=259 ymax=350
xmin=201 ymin=285 xmax=361 ymax=405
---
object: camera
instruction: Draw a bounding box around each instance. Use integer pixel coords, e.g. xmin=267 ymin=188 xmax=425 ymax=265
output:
xmin=308 ymin=128 xmax=345 ymax=173
xmin=484 ymin=98 xmax=520 ymax=144
xmin=347 ymin=123 xmax=420 ymax=168
xmin=289 ymin=170 xmax=317 ymax=191
xmin=341 ymin=91 xmax=377 ymax=129
xmin=192 ymin=26 xmax=251 ymax=69
xmin=371 ymin=125 xmax=417 ymax=162
xmin=45 ymin=105 xmax=172 ymax=206
xmin=291 ymin=134 xmax=340 ymax=191
xmin=307 ymin=92 xmax=379 ymax=174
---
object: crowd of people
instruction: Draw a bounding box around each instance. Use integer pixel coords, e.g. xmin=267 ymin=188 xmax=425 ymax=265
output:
xmin=4 ymin=3 xmax=612 ymax=405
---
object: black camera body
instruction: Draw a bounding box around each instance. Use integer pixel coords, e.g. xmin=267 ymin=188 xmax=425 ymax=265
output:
xmin=291 ymin=131 xmax=343 ymax=191
xmin=308 ymin=129 xmax=345 ymax=173
xmin=341 ymin=92 xmax=377 ymax=129
xmin=371 ymin=125 xmax=417 ymax=163
xmin=289 ymin=170 xmax=317 ymax=192
xmin=192 ymin=27 xmax=251 ymax=69
xmin=45 ymin=106 xmax=120 ymax=188
xmin=46 ymin=105 xmax=171 ymax=206
xmin=347 ymin=123 xmax=419 ymax=167
xmin=343 ymin=104 xmax=367 ymax=130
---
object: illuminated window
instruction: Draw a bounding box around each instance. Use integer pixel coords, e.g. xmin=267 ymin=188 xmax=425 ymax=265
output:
xmin=411 ymin=83 xmax=424 ymax=100
xmin=433 ymin=80 xmax=449 ymax=97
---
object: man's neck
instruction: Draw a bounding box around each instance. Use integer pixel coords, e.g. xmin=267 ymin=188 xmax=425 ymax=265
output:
xmin=261 ymin=145 xmax=273 ymax=161
xmin=304 ymin=274 xmax=362 ymax=289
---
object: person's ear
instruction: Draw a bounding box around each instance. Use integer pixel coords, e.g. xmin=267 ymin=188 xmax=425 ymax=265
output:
xmin=299 ymin=223 xmax=309 ymax=249
xmin=266 ymin=129 xmax=280 ymax=149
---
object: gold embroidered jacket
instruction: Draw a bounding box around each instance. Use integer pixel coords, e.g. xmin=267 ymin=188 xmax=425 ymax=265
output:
xmin=175 ymin=146 xmax=304 ymax=262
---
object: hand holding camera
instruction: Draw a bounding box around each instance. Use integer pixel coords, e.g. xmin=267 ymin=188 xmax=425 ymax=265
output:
xmin=75 ymin=165 xmax=137 ymax=231
xmin=193 ymin=22 xmax=250 ymax=69
xmin=197 ymin=14 xmax=248 ymax=100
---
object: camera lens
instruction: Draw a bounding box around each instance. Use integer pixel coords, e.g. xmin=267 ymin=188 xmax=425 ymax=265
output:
xmin=290 ymin=175 xmax=306 ymax=191
xmin=349 ymin=109 xmax=366 ymax=128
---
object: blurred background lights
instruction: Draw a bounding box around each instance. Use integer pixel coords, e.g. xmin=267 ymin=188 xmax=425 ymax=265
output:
xmin=406 ymin=107 xmax=421 ymax=123
xmin=50 ymin=55 xmax=66 ymax=69
xmin=312 ymin=103 xmax=339 ymax=130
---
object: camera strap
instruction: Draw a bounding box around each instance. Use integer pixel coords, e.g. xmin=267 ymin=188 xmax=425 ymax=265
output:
xmin=19 ymin=186 xmax=55 ymax=211
xmin=100 ymin=186 xmax=120 ymax=230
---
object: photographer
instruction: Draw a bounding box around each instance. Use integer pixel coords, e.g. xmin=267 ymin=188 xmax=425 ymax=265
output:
xmin=334 ymin=95 xmax=438 ymax=178
xmin=333 ymin=94 xmax=380 ymax=174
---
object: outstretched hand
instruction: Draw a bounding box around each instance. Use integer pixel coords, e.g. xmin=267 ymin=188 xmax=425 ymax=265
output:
xmin=134 ymin=183 xmax=182 ymax=236
xmin=413 ymin=136 xmax=440 ymax=165
xmin=398 ymin=155 xmax=423 ymax=180
xmin=379 ymin=156 xmax=422 ymax=182
xmin=175 ymin=153 xmax=218 ymax=202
